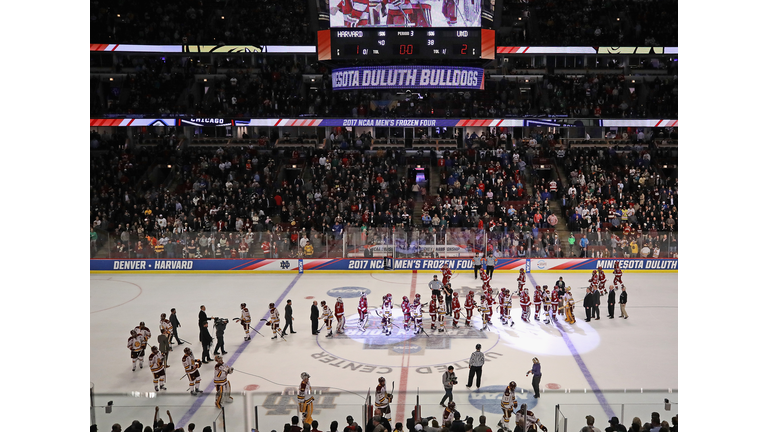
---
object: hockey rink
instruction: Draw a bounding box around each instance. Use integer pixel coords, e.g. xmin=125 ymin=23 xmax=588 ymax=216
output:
xmin=90 ymin=270 xmax=678 ymax=431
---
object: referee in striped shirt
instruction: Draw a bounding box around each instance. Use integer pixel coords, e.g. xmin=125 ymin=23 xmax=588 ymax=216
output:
xmin=466 ymin=344 xmax=485 ymax=389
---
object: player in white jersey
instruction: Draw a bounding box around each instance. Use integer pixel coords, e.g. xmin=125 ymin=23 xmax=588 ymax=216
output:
xmin=502 ymin=289 xmax=514 ymax=326
xmin=375 ymin=376 xmax=392 ymax=422
xmin=159 ymin=313 xmax=173 ymax=345
xmin=478 ymin=294 xmax=490 ymax=330
xmin=498 ymin=381 xmax=517 ymax=430
xmin=134 ymin=322 xmax=151 ymax=367
xmin=437 ymin=295 xmax=447 ymax=332
xmin=267 ymin=303 xmax=283 ymax=339
xmin=321 ymin=300 xmax=334 ymax=337
xmin=148 ymin=346 xmax=167 ymax=391
xmin=182 ymin=347 xmax=202 ymax=395
xmin=381 ymin=295 xmax=393 ymax=336
xmin=127 ymin=330 xmax=143 ymax=371
xmin=298 ymin=372 xmax=315 ymax=425
xmin=214 ymin=355 xmax=234 ymax=409
xmin=234 ymin=303 xmax=252 ymax=341
xmin=410 ymin=295 xmax=423 ymax=335
xmin=515 ymin=403 xmax=547 ymax=431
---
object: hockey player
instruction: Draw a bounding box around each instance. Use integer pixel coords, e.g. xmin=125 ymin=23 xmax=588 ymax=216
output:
xmin=321 ymin=300 xmax=334 ymax=337
xmin=464 ymin=291 xmax=476 ymax=327
xmin=134 ymin=322 xmax=151 ymax=366
xmin=520 ymin=288 xmax=531 ymax=323
xmin=358 ymin=291 xmax=369 ymax=331
xmin=451 ymin=292 xmax=461 ymax=328
xmin=375 ymin=377 xmax=392 ymax=422
xmin=382 ymin=0 xmax=413 ymax=27
xmin=613 ymin=261 xmax=623 ymax=286
xmin=437 ymin=295 xmax=447 ymax=332
xmin=442 ymin=0 xmax=457 ymax=25
xmin=588 ymin=270 xmax=599 ymax=293
xmin=331 ymin=0 xmax=371 ymax=27
xmin=597 ymin=266 xmax=607 ymax=295
xmin=182 ymin=347 xmax=202 ymax=395
xmin=563 ymin=287 xmax=576 ymax=324
xmin=298 ymin=372 xmax=315 ymax=425
xmin=410 ymin=294 xmax=423 ymax=335
xmin=503 ymin=289 xmax=514 ymax=326
xmin=533 ymin=286 xmax=543 ymax=321
xmin=515 ymin=403 xmax=548 ymax=432
xmin=128 ymin=330 xmax=143 ymax=371
xmin=498 ymin=381 xmax=518 ymax=430
xmin=442 ymin=401 xmax=456 ymax=427
xmin=266 ymin=303 xmax=283 ymax=339
xmin=214 ymin=355 xmax=234 ymax=409
xmin=159 ymin=313 xmax=173 ymax=340
xmin=441 ymin=263 xmax=453 ymax=286
xmin=517 ymin=269 xmax=527 ymax=294
xmin=401 ymin=296 xmax=411 ymax=332
xmin=480 ymin=268 xmax=492 ymax=291
xmin=335 ymin=297 xmax=346 ymax=334
xmin=234 ymin=303 xmax=252 ymax=341
xmin=148 ymin=346 xmax=167 ymax=391
xmin=478 ymin=294 xmax=490 ymax=330
xmin=547 ymin=285 xmax=559 ymax=324
xmin=429 ymin=294 xmax=438 ymax=330
xmin=381 ymin=294 xmax=394 ymax=336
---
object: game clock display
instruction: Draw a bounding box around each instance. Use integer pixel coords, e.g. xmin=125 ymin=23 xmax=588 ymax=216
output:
xmin=323 ymin=28 xmax=492 ymax=60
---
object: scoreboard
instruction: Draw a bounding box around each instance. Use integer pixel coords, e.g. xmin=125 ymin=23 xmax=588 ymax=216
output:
xmin=318 ymin=28 xmax=495 ymax=61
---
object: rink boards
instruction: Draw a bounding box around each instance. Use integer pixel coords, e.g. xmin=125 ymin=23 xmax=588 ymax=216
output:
xmin=91 ymin=257 xmax=678 ymax=273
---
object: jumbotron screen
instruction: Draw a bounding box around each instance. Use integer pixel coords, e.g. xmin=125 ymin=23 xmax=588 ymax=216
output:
xmin=324 ymin=0 xmax=492 ymax=28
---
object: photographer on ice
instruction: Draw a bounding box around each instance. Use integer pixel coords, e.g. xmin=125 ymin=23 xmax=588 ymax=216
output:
xmin=439 ymin=365 xmax=458 ymax=407
xmin=213 ymin=317 xmax=229 ymax=355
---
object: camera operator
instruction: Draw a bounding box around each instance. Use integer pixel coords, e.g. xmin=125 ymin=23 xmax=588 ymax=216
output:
xmin=439 ymin=365 xmax=457 ymax=407
xmin=213 ymin=317 xmax=229 ymax=355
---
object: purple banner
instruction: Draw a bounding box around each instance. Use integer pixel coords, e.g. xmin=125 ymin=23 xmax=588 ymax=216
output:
xmin=317 ymin=118 xmax=462 ymax=127
xmin=332 ymin=65 xmax=485 ymax=90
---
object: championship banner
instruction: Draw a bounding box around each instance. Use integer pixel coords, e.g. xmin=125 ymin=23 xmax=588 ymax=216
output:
xmin=92 ymin=258 xmax=678 ymax=272
xmin=332 ymin=66 xmax=485 ymax=90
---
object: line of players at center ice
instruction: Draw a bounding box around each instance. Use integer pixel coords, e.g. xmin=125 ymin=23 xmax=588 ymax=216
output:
xmin=268 ymin=261 xmax=628 ymax=339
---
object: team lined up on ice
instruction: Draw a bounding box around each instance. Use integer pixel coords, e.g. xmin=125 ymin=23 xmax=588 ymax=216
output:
xmin=265 ymin=262 xmax=627 ymax=341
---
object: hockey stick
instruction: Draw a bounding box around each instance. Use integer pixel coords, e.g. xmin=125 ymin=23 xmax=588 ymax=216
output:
xmin=375 ymin=310 xmax=401 ymax=329
xmin=248 ymin=324 xmax=266 ymax=337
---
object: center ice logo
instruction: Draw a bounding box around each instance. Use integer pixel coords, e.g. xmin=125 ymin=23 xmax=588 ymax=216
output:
xmin=328 ymin=287 xmax=371 ymax=298
xmin=467 ymin=385 xmax=537 ymax=414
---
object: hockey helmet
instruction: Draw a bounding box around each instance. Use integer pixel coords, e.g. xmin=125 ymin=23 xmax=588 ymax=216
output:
xmin=321 ymin=300 xmax=327 ymax=306
xmin=184 ymin=347 xmax=192 ymax=355
xmin=509 ymin=381 xmax=517 ymax=389
xmin=269 ymin=302 xmax=275 ymax=309
xmin=378 ymin=376 xmax=386 ymax=385
xmin=301 ymin=372 xmax=310 ymax=380
xmin=403 ymin=296 xmax=409 ymax=302
xmin=241 ymin=303 xmax=247 ymax=308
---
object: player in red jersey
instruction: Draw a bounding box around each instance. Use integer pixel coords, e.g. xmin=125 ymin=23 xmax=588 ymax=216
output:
xmin=597 ymin=267 xmax=607 ymax=295
xmin=401 ymin=296 xmax=411 ymax=332
xmin=451 ymin=292 xmax=461 ymax=328
xmin=429 ymin=294 xmax=438 ymax=330
xmin=441 ymin=263 xmax=453 ymax=286
xmin=520 ymin=288 xmax=531 ymax=322
xmin=335 ymin=297 xmax=346 ymax=334
xmin=613 ymin=261 xmax=623 ymax=285
xmin=464 ymin=291 xmax=476 ymax=327
xmin=332 ymin=0 xmax=371 ymax=27
xmin=532 ymin=286 xmax=543 ymax=321
xmin=517 ymin=269 xmax=526 ymax=293
xmin=358 ymin=291 xmax=369 ymax=331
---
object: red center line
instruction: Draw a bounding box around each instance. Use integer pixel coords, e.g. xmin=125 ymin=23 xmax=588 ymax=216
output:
xmin=395 ymin=270 xmax=419 ymax=423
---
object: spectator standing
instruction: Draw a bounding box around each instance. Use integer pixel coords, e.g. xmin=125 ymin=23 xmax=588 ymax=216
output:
xmin=466 ymin=344 xmax=484 ymax=389
xmin=472 ymin=416 xmax=491 ymax=432
xmin=439 ymin=366 xmax=457 ymax=406
xmin=619 ymin=285 xmax=628 ymax=319
xmin=344 ymin=416 xmax=363 ymax=432
xmin=525 ymin=357 xmax=542 ymax=398
xmin=580 ymin=415 xmax=597 ymax=432
xmin=605 ymin=417 xmax=627 ymax=432
xmin=311 ymin=301 xmax=320 ymax=335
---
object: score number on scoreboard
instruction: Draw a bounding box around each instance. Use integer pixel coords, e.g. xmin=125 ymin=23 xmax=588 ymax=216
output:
xmin=331 ymin=29 xmax=484 ymax=60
